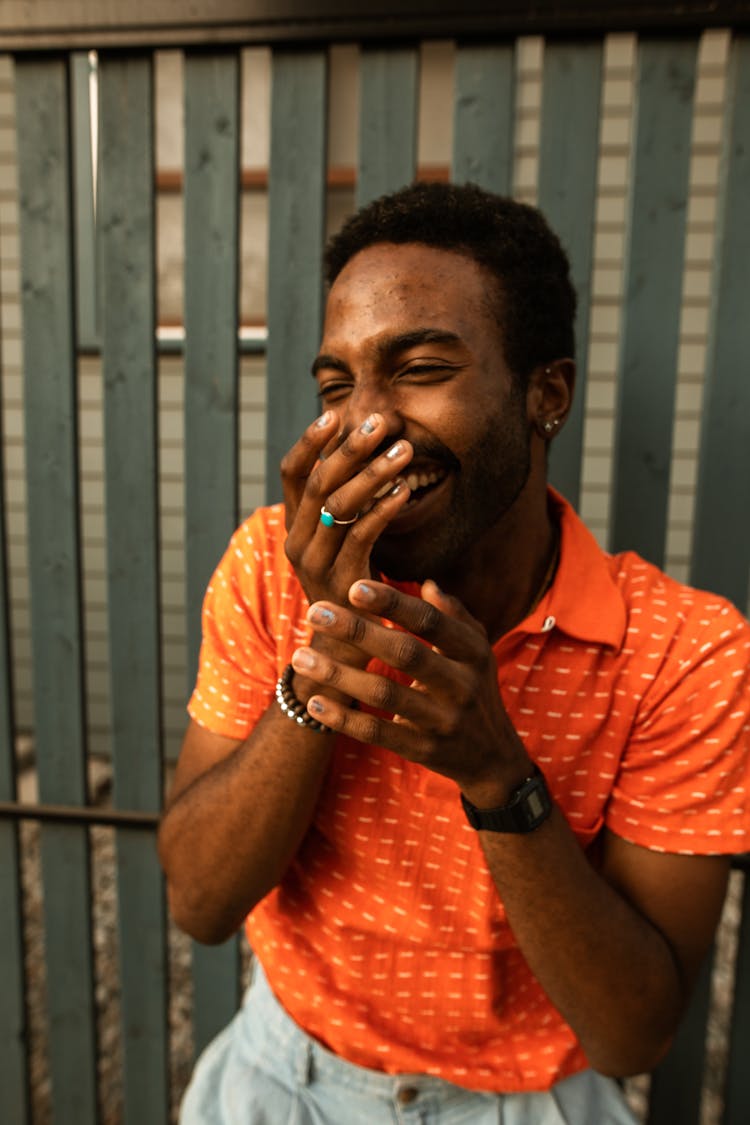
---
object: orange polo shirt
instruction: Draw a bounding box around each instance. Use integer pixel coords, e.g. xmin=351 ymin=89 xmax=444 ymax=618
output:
xmin=188 ymin=489 xmax=750 ymax=1092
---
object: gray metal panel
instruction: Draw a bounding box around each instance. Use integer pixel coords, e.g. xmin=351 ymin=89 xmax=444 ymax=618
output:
xmin=609 ymin=38 xmax=698 ymax=565
xmin=191 ymin=938 xmax=242 ymax=1058
xmin=184 ymin=49 xmax=240 ymax=690
xmin=539 ymin=40 xmax=603 ymax=510
xmin=0 ymin=357 xmax=28 ymax=1119
xmin=265 ymin=48 xmax=328 ymax=504
xmin=97 ymin=52 xmax=168 ymax=1123
xmin=725 ymin=869 xmax=750 ymax=1124
xmin=357 ymin=46 xmax=419 ymax=207
xmin=71 ymin=51 xmax=98 ymax=349
xmin=646 ymin=948 xmax=712 ymax=1125
xmin=183 ymin=48 xmax=243 ymax=1058
xmin=14 ymin=54 xmax=97 ymax=1123
xmin=690 ymin=35 xmax=750 ymax=610
xmin=452 ymin=43 xmax=515 ymax=193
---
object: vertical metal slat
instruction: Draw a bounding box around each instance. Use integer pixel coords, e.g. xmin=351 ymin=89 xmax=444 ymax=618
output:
xmin=357 ymin=46 xmax=419 ymax=208
xmin=725 ymin=869 xmax=750 ymax=1124
xmin=98 ymin=52 xmax=168 ymax=1124
xmin=184 ymin=49 xmax=240 ymax=689
xmin=183 ymin=48 xmax=243 ymax=1061
xmin=646 ymin=948 xmax=713 ymax=1125
xmin=15 ymin=55 xmax=97 ymax=1124
xmin=71 ymin=51 xmax=98 ymax=350
xmin=539 ymin=40 xmax=603 ymax=510
xmin=690 ymin=34 xmax=750 ymax=610
xmin=452 ymin=43 xmax=515 ymax=193
xmin=265 ymin=48 xmax=328 ymax=504
xmin=609 ymin=38 xmax=698 ymax=566
xmin=0 ymin=273 xmax=28 ymax=1119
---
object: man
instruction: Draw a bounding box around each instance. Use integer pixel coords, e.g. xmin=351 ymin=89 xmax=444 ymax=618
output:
xmin=159 ymin=182 xmax=750 ymax=1124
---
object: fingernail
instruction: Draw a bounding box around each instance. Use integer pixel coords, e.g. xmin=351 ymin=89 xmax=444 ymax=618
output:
xmin=292 ymin=648 xmax=316 ymax=670
xmin=360 ymin=414 xmax=379 ymax=435
xmin=391 ymin=478 xmax=407 ymax=495
xmin=308 ymin=605 xmax=336 ymax=626
xmin=385 ymin=441 xmax=404 ymax=460
xmin=308 ymin=698 xmax=326 ymax=715
xmin=315 ymin=411 xmax=332 ymax=428
xmin=352 ymin=582 xmax=376 ymax=604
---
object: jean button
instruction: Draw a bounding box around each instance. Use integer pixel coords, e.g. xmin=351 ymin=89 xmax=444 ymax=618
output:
xmin=396 ymin=1086 xmax=420 ymax=1104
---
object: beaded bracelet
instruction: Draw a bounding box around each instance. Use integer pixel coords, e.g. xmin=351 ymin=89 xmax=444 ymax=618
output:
xmin=275 ymin=663 xmax=330 ymax=733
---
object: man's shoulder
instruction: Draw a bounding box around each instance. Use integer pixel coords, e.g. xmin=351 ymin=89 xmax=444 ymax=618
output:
xmin=606 ymin=550 xmax=750 ymax=685
xmin=230 ymin=502 xmax=288 ymax=556
xmin=551 ymin=490 xmax=749 ymax=655
xmin=217 ymin=503 xmax=300 ymax=603
xmin=611 ymin=549 xmax=745 ymax=627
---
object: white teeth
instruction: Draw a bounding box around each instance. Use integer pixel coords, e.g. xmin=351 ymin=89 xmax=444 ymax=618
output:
xmin=405 ymin=469 xmax=443 ymax=492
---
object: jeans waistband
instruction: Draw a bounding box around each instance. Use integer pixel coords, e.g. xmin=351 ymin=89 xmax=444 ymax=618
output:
xmin=240 ymin=962 xmax=484 ymax=1104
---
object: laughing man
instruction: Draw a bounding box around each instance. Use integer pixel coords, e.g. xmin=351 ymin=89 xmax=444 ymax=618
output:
xmin=159 ymin=182 xmax=750 ymax=1125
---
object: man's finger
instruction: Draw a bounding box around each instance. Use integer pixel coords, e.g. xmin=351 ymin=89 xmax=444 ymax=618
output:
xmin=347 ymin=579 xmax=486 ymax=661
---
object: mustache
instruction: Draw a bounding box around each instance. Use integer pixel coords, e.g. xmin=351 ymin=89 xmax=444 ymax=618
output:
xmin=322 ymin=429 xmax=460 ymax=473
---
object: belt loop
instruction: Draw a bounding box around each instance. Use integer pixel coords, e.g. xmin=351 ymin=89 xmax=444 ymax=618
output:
xmin=294 ymin=1038 xmax=314 ymax=1087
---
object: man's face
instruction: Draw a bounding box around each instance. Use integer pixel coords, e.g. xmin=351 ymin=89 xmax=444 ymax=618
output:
xmin=314 ymin=242 xmax=533 ymax=583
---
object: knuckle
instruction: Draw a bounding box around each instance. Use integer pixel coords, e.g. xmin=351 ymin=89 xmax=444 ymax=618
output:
xmin=370 ymin=675 xmax=397 ymax=711
xmin=337 ymin=434 xmax=360 ymax=462
xmin=435 ymin=710 xmax=461 ymax=739
xmin=416 ymin=601 xmax=442 ymax=639
xmin=393 ymin=634 xmax=424 ymax=674
xmin=451 ymin=676 xmax=473 ymax=709
xmin=323 ymin=492 xmax=346 ymax=518
xmin=356 ymin=712 xmax=382 ymax=745
xmin=347 ymin=615 xmax=368 ymax=645
xmin=306 ymin=465 xmax=325 ymax=498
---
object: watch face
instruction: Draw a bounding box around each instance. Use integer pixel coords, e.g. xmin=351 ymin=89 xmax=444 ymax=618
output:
xmin=461 ymin=770 xmax=552 ymax=833
xmin=526 ymin=786 xmax=547 ymax=822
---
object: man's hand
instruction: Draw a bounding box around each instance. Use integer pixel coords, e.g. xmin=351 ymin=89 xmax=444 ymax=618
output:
xmin=290 ymin=577 xmax=533 ymax=803
xmin=282 ymin=411 xmax=413 ymax=610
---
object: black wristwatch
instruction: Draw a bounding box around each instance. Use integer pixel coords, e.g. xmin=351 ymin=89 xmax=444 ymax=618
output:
xmin=460 ymin=766 xmax=552 ymax=833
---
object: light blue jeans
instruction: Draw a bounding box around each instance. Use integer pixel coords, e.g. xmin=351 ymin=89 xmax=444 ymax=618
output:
xmin=180 ymin=964 xmax=639 ymax=1125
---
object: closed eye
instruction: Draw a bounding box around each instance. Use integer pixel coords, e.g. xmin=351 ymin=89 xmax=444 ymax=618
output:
xmin=398 ymin=363 xmax=462 ymax=382
xmin=317 ymin=380 xmax=353 ymax=404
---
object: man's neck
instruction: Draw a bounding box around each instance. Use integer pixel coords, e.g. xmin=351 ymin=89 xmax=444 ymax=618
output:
xmin=440 ymin=488 xmax=558 ymax=644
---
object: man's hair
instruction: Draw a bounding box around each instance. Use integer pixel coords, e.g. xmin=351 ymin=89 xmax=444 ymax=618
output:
xmin=324 ymin=181 xmax=576 ymax=383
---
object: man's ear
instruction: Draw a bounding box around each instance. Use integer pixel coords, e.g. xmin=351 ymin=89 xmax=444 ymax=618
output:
xmin=526 ymin=359 xmax=576 ymax=440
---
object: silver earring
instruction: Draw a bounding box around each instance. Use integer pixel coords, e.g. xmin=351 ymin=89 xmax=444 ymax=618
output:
xmin=543 ymin=419 xmax=560 ymax=434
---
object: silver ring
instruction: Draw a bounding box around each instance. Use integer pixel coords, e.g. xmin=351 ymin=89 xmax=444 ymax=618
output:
xmin=320 ymin=505 xmax=358 ymax=527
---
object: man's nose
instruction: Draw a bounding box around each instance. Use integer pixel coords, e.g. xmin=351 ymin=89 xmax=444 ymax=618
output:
xmin=343 ymin=384 xmax=405 ymax=445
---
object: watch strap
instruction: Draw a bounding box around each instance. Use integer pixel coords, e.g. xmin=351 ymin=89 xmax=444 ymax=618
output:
xmin=460 ymin=765 xmax=552 ymax=833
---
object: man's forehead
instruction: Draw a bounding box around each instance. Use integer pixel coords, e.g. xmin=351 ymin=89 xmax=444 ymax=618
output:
xmin=322 ymin=242 xmax=503 ymax=347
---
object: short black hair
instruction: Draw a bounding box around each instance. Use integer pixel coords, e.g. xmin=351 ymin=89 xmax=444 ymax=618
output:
xmin=324 ymin=181 xmax=576 ymax=384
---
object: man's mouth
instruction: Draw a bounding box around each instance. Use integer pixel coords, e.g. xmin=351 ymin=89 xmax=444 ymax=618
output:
xmin=402 ymin=467 xmax=447 ymax=505
xmin=384 ymin=466 xmax=452 ymax=533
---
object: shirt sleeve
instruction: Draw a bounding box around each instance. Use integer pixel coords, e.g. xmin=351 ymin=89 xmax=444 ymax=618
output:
xmin=606 ymin=596 xmax=750 ymax=855
xmin=187 ymin=508 xmax=301 ymax=740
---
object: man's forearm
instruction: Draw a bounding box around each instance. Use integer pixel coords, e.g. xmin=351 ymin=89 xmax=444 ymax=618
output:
xmin=158 ymin=705 xmax=334 ymax=944
xmin=477 ymin=808 xmax=706 ymax=1077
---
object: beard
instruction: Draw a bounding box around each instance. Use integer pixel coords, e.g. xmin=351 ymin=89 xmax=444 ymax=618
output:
xmin=371 ymin=394 xmax=532 ymax=584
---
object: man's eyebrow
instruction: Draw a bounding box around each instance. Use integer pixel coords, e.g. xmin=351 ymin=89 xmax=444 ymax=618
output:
xmin=311 ymin=353 xmax=349 ymax=378
xmin=311 ymin=328 xmax=463 ymax=377
xmin=380 ymin=328 xmax=463 ymax=360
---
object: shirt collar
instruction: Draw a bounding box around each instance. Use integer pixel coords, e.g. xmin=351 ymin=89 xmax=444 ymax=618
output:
xmin=523 ymin=487 xmax=627 ymax=651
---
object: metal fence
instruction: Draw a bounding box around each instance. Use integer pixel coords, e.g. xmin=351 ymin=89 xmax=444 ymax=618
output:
xmin=0 ymin=3 xmax=749 ymax=1123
